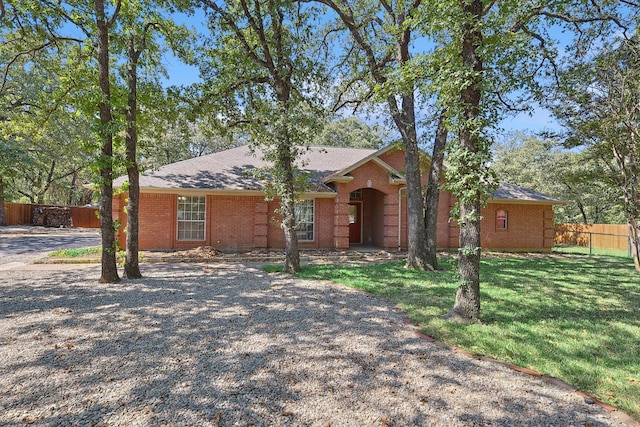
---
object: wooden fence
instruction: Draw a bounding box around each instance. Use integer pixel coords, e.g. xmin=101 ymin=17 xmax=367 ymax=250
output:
xmin=3 ymin=202 xmax=100 ymax=228
xmin=4 ymin=202 xmax=32 ymax=225
xmin=555 ymin=223 xmax=630 ymax=252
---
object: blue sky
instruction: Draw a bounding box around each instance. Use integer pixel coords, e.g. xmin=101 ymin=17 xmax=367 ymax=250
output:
xmin=160 ymin=9 xmax=564 ymax=137
xmin=161 ymin=57 xmax=563 ymax=138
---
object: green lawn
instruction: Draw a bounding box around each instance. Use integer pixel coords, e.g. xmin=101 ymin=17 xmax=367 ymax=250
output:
xmin=553 ymin=244 xmax=632 ymax=259
xmin=48 ymin=246 xmax=101 ymax=257
xmin=292 ymin=253 xmax=640 ymax=420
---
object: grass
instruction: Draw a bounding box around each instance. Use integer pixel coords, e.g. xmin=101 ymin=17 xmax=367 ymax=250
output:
xmin=284 ymin=253 xmax=640 ymax=420
xmin=48 ymin=246 xmax=101 ymax=257
xmin=553 ymin=244 xmax=632 ymax=259
xmin=47 ymin=246 xmax=141 ymax=266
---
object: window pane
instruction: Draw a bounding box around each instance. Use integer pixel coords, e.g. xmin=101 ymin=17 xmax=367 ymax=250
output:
xmin=177 ymin=195 xmax=206 ymax=240
xmin=295 ymin=199 xmax=314 ymax=241
xmin=496 ymin=210 xmax=507 ymax=229
xmin=349 ymin=205 xmax=357 ymax=224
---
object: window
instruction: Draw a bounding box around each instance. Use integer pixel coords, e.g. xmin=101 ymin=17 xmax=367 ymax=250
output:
xmin=349 ymin=204 xmax=358 ymax=224
xmin=350 ymin=189 xmax=362 ymax=199
xmin=496 ymin=209 xmax=508 ymax=230
xmin=177 ymin=195 xmax=206 ymax=240
xmin=295 ymin=199 xmax=314 ymax=241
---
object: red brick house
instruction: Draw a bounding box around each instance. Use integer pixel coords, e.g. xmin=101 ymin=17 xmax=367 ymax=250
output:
xmin=112 ymin=145 xmax=562 ymax=252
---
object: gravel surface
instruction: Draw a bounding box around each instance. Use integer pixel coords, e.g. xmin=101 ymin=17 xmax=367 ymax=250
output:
xmin=0 ymin=262 xmax=633 ymax=426
xmin=0 ymin=226 xmax=101 ymax=268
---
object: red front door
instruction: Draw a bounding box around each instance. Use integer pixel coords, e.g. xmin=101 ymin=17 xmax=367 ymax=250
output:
xmin=349 ymin=202 xmax=362 ymax=244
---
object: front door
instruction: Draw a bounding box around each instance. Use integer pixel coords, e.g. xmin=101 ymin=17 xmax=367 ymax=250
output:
xmin=348 ymin=202 xmax=362 ymax=244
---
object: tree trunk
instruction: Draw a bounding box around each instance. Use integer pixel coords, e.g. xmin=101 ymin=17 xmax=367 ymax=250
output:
xmin=278 ymin=143 xmax=301 ymax=273
xmin=400 ymin=100 xmax=430 ymax=270
xmin=424 ymin=112 xmax=447 ymax=270
xmin=36 ymin=159 xmax=56 ymax=204
xmin=389 ymin=34 xmax=430 ymax=270
xmin=629 ymin=219 xmax=640 ymax=272
xmin=124 ymin=37 xmax=142 ymax=279
xmin=281 ymin=195 xmax=301 ymax=273
xmin=446 ymin=197 xmax=482 ymax=322
xmin=444 ymin=0 xmax=483 ymax=323
xmin=628 ymin=144 xmax=639 ymax=271
xmin=0 ymin=178 xmax=7 ymax=226
xmin=95 ymin=0 xmax=120 ymax=283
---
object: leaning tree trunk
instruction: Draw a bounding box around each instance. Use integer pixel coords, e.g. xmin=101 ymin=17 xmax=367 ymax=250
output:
xmin=444 ymin=0 xmax=483 ymax=322
xmin=124 ymin=37 xmax=142 ymax=279
xmin=388 ymin=30 xmax=431 ymax=270
xmin=95 ymin=0 xmax=120 ymax=283
xmin=424 ymin=111 xmax=447 ymax=271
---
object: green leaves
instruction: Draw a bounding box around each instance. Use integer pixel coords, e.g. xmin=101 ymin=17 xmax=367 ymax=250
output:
xmin=443 ymin=136 xmax=497 ymax=223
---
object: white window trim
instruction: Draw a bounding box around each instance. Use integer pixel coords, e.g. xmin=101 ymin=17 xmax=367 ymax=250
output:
xmin=177 ymin=195 xmax=206 ymax=241
xmin=296 ymin=199 xmax=315 ymax=242
xmin=496 ymin=209 xmax=508 ymax=230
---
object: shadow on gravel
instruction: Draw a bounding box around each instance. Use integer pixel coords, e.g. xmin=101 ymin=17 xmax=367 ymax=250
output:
xmin=0 ymin=264 xmax=618 ymax=426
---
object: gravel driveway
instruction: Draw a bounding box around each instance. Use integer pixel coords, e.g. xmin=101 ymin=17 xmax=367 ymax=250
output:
xmin=0 ymin=263 xmax=633 ymax=426
xmin=0 ymin=226 xmax=101 ymax=269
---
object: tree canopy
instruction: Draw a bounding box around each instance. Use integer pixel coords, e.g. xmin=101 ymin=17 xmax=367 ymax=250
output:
xmin=1 ymin=0 xmax=638 ymax=284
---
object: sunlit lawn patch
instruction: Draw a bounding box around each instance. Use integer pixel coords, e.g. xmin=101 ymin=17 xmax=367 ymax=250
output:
xmin=48 ymin=246 xmax=101 ymax=257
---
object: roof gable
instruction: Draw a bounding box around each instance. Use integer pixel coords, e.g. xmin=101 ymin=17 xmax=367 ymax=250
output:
xmin=321 ymin=145 xmax=405 ymax=183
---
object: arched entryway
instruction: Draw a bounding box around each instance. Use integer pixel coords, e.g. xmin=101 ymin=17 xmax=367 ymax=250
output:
xmin=348 ymin=188 xmax=386 ymax=247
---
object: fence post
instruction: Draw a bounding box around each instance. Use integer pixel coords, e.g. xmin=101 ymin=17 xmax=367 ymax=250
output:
xmin=589 ymin=232 xmax=593 ymax=256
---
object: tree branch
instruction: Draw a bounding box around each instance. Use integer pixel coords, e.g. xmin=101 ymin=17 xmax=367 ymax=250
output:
xmin=106 ymin=0 xmax=122 ymax=29
xmin=201 ymin=0 xmax=270 ymax=69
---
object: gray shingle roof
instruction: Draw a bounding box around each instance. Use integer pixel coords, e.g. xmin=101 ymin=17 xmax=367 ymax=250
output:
xmin=491 ymin=182 xmax=563 ymax=203
xmin=114 ymin=145 xmax=378 ymax=192
xmin=114 ymin=145 xmax=562 ymax=204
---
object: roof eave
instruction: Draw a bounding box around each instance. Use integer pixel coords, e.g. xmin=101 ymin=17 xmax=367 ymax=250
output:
xmin=133 ymin=187 xmax=337 ymax=198
xmin=488 ymin=198 xmax=568 ymax=205
xmin=323 ymin=175 xmax=354 ymax=184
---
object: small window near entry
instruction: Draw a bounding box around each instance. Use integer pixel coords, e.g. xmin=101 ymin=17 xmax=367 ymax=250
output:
xmin=496 ymin=209 xmax=508 ymax=230
xmin=349 ymin=205 xmax=358 ymax=224
xmin=177 ymin=195 xmax=206 ymax=240
xmin=295 ymin=199 xmax=314 ymax=241
xmin=350 ymin=189 xmax=362 ymax=199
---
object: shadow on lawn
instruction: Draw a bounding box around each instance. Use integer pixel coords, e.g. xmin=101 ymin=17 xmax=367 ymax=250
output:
xmin=0 ymin=263 xmax=624 ymax=426
xmin=299 ymin=255 xmax=640 ymax=421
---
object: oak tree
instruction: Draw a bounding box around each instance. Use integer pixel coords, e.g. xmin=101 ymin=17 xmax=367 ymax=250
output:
xmin=198 ymin=0 xmax=327 ymax=273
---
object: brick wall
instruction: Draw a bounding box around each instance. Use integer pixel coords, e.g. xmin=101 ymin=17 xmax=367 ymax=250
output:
xmin=209 ymin=196 xmax=260 ymax=250
xmin=479 ymin=203 xmax=554 ymax=251
xmin=115 ymin=152 xmax=554 ymax=252
xmin=138 ymin=193 xmax=175 ymax=250
xmin=378 ymin=146 xmax=405 ymax=171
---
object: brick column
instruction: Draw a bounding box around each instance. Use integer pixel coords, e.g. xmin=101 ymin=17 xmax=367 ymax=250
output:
xmin=543 ymin=207 xmax=555 ymax=250
xmin=334 ymin=185 xmax=350 ymax=249
xmin=254 ymin=200 xmax=268 ymax=248
xmin=383 ymin=193 xmax=399 ymax=249
xmin=112 ymin=193 xmax=127 ymax=250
